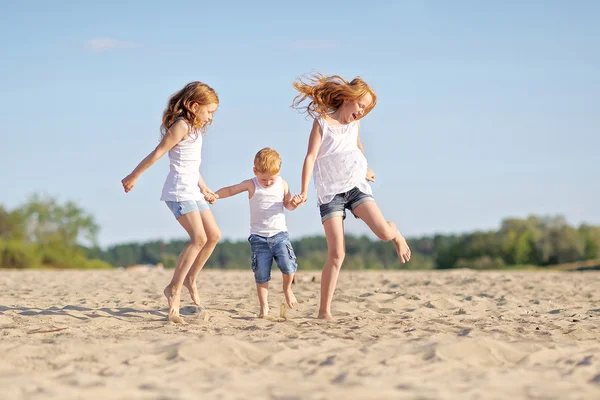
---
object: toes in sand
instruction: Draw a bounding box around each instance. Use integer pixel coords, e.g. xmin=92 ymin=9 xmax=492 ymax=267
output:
xmin=259 ymin=306 xmax=269 ymax=318
xmin=183 ymin=278 xmax=200 ymax=306
xmin=284 ymin=289 xmax=297 ymax=309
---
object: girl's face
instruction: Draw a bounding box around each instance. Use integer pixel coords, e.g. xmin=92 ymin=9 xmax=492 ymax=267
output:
xmin=192 ymin=103 xmax=218 ymax=127
xmin=339 ymin=92 xmax=374 ymax=124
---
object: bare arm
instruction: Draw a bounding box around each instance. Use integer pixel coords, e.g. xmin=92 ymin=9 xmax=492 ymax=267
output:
xmin=282 ymin=179 xmax=298 ymax=211
xmin=357 ymin=121 xmax=375 ymax=182
xmin=357 ymin=120 xmax=365 ymax=154
xmin=198 ymin=174 xmax=209 ymax=194
xmin=214 ymin=179 xmax=254 ymax=200
xmin=121 ymin=120 xmax=189 ymax=193
xmin=298 ymin=119 xmax=323 ymax=202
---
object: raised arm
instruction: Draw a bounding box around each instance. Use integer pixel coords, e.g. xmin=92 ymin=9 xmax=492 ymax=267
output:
xmin=214 ymin=179 xmax=254 ymax=200
xmin=121 ymin=120 xmax=189 ymax=193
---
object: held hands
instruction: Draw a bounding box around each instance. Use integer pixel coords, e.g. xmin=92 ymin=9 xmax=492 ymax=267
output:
xmin=290 ymin=193 xmax=308 ymax=207
xmin=121 ymin=174 xmax=138 ymax=193
xmin=366 ymin=167 xmax=375 ymax=182
xmin=202 ymin=188 xmax=219 ymax=204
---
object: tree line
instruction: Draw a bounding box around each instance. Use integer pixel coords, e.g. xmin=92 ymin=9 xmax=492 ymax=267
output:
xmin=2 ymin=195 xmax=599 ymax=270
xmin=90 ymin=218 xmax=600 ymax=270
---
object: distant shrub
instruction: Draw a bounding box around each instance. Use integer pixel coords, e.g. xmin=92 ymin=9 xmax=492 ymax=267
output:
xmin=1 ymin=240 xmax=41 ymax=268
xmin=455 ymin=256 xmax=506 ymax=270
xmin=81 ymin=258 xmax=113 ymax=269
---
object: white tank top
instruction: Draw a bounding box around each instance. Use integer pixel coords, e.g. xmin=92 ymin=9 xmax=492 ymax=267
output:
xmin=160 ymin=119 xmax=203 ymax=202
xmin=313 ymin=117 xmax=372 ymax=206
xmin=249 ymin=177 xmax=287 ymax=237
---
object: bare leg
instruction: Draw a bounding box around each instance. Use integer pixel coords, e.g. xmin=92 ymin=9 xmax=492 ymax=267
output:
xmin=282 ymin=273 xmax=297 ymax=308
xmin=257 ymin=282 xmax=269 ymax=317
xmin=183 ymin=210 xmax=221 ymax=306
xmin=318 ymin=217 xmax=345 ymax=320
xmin=353 ymin=201 xmax=411 ymax=263
xmin=165 ymin=212 xmax=207 ymax=323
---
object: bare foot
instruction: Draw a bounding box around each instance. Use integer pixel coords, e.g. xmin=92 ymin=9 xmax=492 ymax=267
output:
xmin=168 ymin=309 xmax=186 ymax=324
xmin=259 ymin=306 xmax=269 ymax=318
xmin=284 ymin=289 xmax=298 ymax=309
xmin=183 ymin=277 xmax=200 ymax=306
xmin=317 ymin=310 xmax=334 ymax=320
xmin=164 ymin=284 xmax=184 ymax=324
xmin=392 ymin=234 xmax=411 ymax=263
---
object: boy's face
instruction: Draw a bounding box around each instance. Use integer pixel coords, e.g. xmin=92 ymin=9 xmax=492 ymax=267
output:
xmin=254 ymin=170 xmax=279 ymax=187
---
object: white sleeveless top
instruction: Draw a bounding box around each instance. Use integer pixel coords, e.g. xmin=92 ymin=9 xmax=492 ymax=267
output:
xmin=249 ymin=177 xmax=287 ymax=237
xmin=313 ymin=117 xmax=372 ymax=206
xmin=160 ymin=119 xmax=203 ymax=202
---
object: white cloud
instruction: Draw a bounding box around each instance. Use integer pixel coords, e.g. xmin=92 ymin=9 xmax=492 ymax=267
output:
xmin=290 ymin=40 xmax=338 ymax=50
xmin=83 ymin=38 xmax=138 ymax=51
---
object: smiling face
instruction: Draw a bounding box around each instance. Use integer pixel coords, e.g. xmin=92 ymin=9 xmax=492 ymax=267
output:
xmin=191 ymin=102 xmax=218 ymax=127
xmin=337 ymin=92 xmax=374 ymax=124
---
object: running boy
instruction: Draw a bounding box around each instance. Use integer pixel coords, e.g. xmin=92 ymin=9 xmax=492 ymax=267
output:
xmin=207 ymin=148 xmax=299 ymax=317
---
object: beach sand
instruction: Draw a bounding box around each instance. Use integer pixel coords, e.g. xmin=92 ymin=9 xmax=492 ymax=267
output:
xmin=1 ymin=269 xmax=599 ymax=400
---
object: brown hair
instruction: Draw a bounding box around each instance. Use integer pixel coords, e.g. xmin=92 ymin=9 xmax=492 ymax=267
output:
xmin=254 ymin=148 xmax=282 ymax=175
xmin=161 ymin=81 xmax=219 ymax=137
xmin=291 ymin=73 xmax=376 ymax=119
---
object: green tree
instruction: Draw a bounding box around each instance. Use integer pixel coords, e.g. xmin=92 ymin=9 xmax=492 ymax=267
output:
xmin=0 ymin=206 xmax=25 ymax=240
xmin=579 ymin=224 xmax=600 ymax=260
xmin=512 ymin=231 xmax=535 ymax=265
xmin=19 ymin=194 xmax=99 ymax=247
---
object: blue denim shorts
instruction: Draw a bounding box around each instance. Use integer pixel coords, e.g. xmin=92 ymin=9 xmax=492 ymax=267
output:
xmin=248 ymin=231 xmax=298 ymax=284
xmin=319 ymin=187 xmax=375 ymax=223
xmin=165 ymin=200 xmax=210 ymax=219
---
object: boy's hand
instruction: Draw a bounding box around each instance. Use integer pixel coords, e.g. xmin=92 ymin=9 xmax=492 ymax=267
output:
xmin=366 ymin=168 xmax=375 ymax=182
xmin=291 ymin=193 xmax=307 ymax=207
xmin=290 ymin=196 xmax=301 ymax=207
xmin=121 ymin=174 xmax=138 ymax=193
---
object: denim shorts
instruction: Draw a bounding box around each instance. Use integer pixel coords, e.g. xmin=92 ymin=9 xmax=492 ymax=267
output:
xmin=165 ymin=200 xmax=210 ymax=219
xmin=319 ymin=187 xmax=375 ymax=223
xmin=248 ymin=231 xmax=298 ymax=284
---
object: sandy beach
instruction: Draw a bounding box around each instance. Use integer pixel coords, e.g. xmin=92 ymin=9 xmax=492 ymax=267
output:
xmin=1 ymin=269 xmax=599 ymax=400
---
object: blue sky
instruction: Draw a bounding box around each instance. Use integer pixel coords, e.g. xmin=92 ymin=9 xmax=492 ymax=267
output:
xmin=1 ymin=1 xmax=598 ymax=248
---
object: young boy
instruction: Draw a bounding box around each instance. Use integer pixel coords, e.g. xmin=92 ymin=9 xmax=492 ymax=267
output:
xmin=207 ymin=148 xmax=299 ymax=318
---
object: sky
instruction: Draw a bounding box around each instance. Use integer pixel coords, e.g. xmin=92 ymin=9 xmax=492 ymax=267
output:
xmin=1 ymin=0 xmax=598 ymax=248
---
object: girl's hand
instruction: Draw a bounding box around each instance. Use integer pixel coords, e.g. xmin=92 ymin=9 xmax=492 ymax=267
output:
xmin=202 ymin=188 xmax=218 ymax=204
xmin=204 ymin=192 xmax=218 ymax=204
xmin=290 ymin=195 xmax=303 ymax=207
xmin=121 ymin=174 xmax=138 ymax=193
xmin=292 ymin=192 xmax=308 ymax=206
xmin=366 ymin=168 xmax=375 ymax=182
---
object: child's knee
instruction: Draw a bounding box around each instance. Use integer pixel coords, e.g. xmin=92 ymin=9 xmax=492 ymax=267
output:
xmin=190 ymin=233 xmax=208 ymax=248
xmin=328 ymin=251 xmax=345 ymax=267
xmin=207 ymin=229 xmax=222 ymax=244
xmin=252 ymin=258 xmax=271 ymax=284
xmin=254 ymin=272 xmax=271 ymax=285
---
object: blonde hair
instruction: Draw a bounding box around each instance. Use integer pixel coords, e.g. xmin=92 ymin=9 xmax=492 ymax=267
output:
xmin=161 ymin=81 xmax=219 ymax=137
xmin=291 ymin=73 xmax=377 ymax=119
xmin=254 ymin=148 xmax=281 ymax=175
